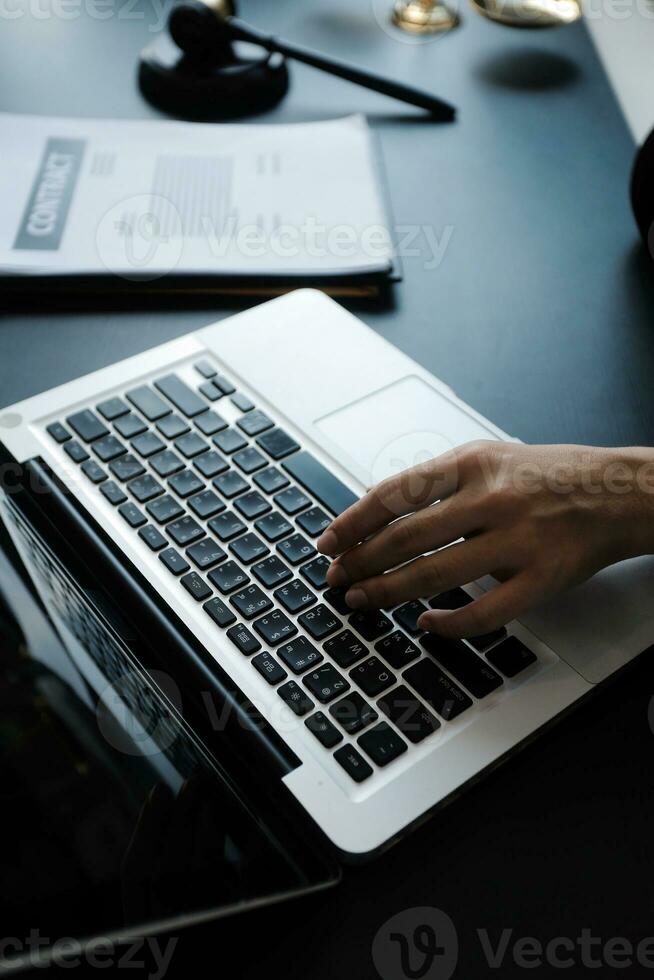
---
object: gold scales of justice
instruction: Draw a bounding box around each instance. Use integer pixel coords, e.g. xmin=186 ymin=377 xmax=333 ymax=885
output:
xmin=392 ymin=0 xmax=581 ymax=34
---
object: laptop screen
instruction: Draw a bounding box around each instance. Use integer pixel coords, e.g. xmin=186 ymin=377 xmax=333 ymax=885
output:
xmin=0 ymin=491 xmax=337 ymax=973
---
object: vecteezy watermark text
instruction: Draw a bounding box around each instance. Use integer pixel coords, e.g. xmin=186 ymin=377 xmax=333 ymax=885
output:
xmin=373 ymin=908 xmax=654 ymax=979
xmin=0 ymin=932 xmax=177 ymax=977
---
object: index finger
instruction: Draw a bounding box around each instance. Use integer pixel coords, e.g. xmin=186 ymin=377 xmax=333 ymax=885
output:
xmin=316 ymin=449 xmax=461 ymax=557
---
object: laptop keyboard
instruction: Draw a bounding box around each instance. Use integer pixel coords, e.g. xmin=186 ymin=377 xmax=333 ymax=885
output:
xmin=45 ymin=358 xmax=539 ymax=787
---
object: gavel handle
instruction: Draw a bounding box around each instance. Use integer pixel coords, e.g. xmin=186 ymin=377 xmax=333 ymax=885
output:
xmin=227 ymin=17 xmax=456 ymax=120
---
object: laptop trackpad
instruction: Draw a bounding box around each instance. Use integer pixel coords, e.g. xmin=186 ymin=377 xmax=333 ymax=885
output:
xmin=315 ymin=376 xmax=503 ymax=486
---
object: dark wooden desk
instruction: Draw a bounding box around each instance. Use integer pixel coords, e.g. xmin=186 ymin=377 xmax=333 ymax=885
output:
xmin=3 ymin=2 xmax=654 ymax=977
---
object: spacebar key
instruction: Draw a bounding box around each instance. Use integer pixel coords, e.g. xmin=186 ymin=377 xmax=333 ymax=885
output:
xmin=154 ymin=374 xmax=207 ymax=417
xmin=282 ymin=451 xmax=358 ymax=517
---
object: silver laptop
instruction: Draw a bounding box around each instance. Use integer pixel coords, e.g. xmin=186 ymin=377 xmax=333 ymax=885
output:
xmin=1 ymin=288 xmax=652 ymax=858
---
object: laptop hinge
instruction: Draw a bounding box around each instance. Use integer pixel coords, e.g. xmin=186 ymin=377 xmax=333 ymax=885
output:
xmin=2 ymin=450 xmax=302 ymax=782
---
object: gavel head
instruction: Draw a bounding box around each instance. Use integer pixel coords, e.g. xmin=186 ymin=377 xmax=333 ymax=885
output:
xmin=169 ymin=0 xmax=237 ymax=63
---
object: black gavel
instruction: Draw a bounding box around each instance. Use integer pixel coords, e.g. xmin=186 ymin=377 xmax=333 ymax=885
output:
xmin=163 ymin=0 xmax=455 ymax=120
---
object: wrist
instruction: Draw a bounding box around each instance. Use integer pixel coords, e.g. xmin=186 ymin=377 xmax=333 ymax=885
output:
xmin=599 ymin=447 xmax=654 ymax=559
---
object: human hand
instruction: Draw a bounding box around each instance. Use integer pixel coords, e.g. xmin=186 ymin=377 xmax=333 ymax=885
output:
xmin=316 ymin=442 xmax=654 ymax=638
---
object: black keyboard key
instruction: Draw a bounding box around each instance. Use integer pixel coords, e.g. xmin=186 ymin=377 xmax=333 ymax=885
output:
xmin=231 ymin=392 xmax=255 ymax=412
xmin=194 ymin=450 xmax=228 ymax=479
xmin=181 ymin=571 xmax=213 ymax=602
xmin=252 ymin=652 xmax=287 ymax=686
xmin=333 ymin=745 xmax=373 ymax=783
xmin=214 ymin=470 xmax=249 ymax=499
xmin=97 ymin=397 xmax=129 ymax=421
xmin=115 ymin=413 xmax=147 ymax=439
xmin=138 ymin=524 xmax=167 ymax=551
xmin=237 ymin=410 xmax=273 ymax=437
xmin=213 ymin=428 xmax=247 ymax=454
xmin=118 ymin=502 xmax=146 ymax=528
xmin=358 ymin=722 xmax=407 ymax=767
xmin=323 ymin=587 xmax=350 ymax=614
xmin=253 ymin=609 xmax=297 ymax=646
xmin=188 ymin=489 xmax=225 ymax=520
xmin=199 ymin=380 xmax=223 ymax=402
xmin=234 ymin=491 xmax=271 ymax=521
xmin=159 ymin=548 xmax=190 ymax=576
xmin=126 ymin=385 xmax=170 ymax=421
xmin=208 ymin=560 xmax=249 ymax=594
xmin=274 ymin=486 xmax=311 ymax=516
xmin=155 ymin=374 xmax=207 ymax=417
xmin=92 ymin=435 xmax=127 ymax=462
xmin=403 ymin=659 xmax=472 ymax=721
xmin=422 ymin=635 xmax=503 ymax=699
xmin=233 ymin=447 xmax=267 ymax=474
xmin=99 ymin=480 xmax=127 ymax=505
xmin=256 ymin=427 xmax=300 ymax=460
xmin=253 ymin=467 xmax=289 ymax=494
xmin=393 ymin=600 xmax=428 ymax=636
xmin=81 ymin=460 xmax=107 ymax=484
xmin=305 ymin=712 xmax=342 ymax=749
xmin=175 ymin=432 xmax=209 ymax=459
xmin=324 ymin=630 xmax=367 ymax=669
xmin=297 ymin=507 xmax=331 ymax=538
xmin=277 ymin=681 xmax=314 ymax=717
xmin=255 ymin=511 xmax=293 ymax=543
xmin=127 ymin=474 xmax=164 ymax=504
xmin=274 ymin=580 xmax=317 ymax=614
xmin=377 ymin=685 xmax=441 ymax=744
xmin=148 ymin=452 xmax=183 ymax=484
xmin=64 ymin=440 xmax=89 ymax=463
xmin=350 ymin=656 xmax=396 ymax=697
xmin=375 ymin=631 xmax=421 ymax=670
xmin=168 ymin=469 xmax=204 ymax=498
xmin=46 ymin=421 xmax=71 ymax=443
xmin=298 ymin=603 xmax=340 ymax=641
xmin=156 ymin=414 xmax=189 ymax=439
xmin=300 ymin=556 xmax=330 ymax=590
xmin=277 ymin=533 xmax=316 ymax=566
xmin=186 ymin=538 xmax=226 ymax=570
xmin=208 ymin=511 xmax=247 ymax=542
xmin=194 ymin=359 xmax=216 ymax=379
xmin=203 ymin=596 xmax=236 ymax=628
xmin=486 ymin=636 xmax=537 ymax=677
xmin=231 ymin=584 xmax=273 ymax=620
xmin=303 ymin=663 xmax=350 ymax=704
xmin=67 ymin=410 xmax=109 ymax=443
xmin=167 ymin=515 xmax=205 ymax=547
xmin=230 ymin=532 xmax=269 ymax=564
xmin=195 ymin=410 xmax=227 ymax=436
xmin=131 ymin=432 xmax=165 ymax=458
xmin=252 ymin=555 xmax=292 ymax=589
xmin=227 ymin=623 xmax=261 ymax=656
xmin=330 ymin=691 xmax=378 ymax=734
xmin=89 ymin=435 xmax=125 ymax=464
xmin=429 ymin=588 xmax=473 ymax=611
xmin=468 ymin=628 xmax=508 ymax=652
xmin=283 ymin=451 xmax=358 ymax=517
xmin=349 ymin=610 xmax=393 ymax=642
xmin=213 ymin=374 xmax=236 ymax=396
xmin=109 ymin=454 xmax=145 ymax=482
xmin=146 ymin=494 xmax=184 ymax=524
xmin=277 ymin=637 xmax=323 ymax=674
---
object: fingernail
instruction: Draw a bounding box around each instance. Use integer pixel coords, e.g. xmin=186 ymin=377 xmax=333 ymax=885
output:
xmin=345 ymin=587 xmax=367 ymax=610
xmin=417 ymin=612 xmax=436 ymax=631
xmin=326 ymin=563 xmax=348 ymax=587
xmin=316 ymin=529 xmax=338 ymax=556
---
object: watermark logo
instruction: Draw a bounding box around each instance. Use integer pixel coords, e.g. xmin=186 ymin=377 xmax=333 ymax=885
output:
xmin=96 ymin=669 xmax=182 ymax=757
xmin=373 ymin=907 xmax=458 ymax=980
xmin=95 ymin=193 xmax=183 ymax=281
xmin=369 ymin=432 xmax=459 ymax=518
